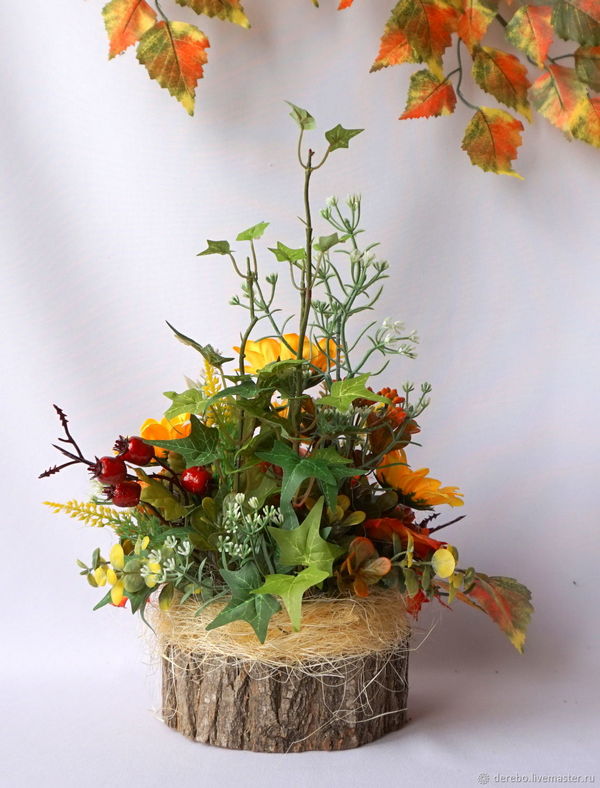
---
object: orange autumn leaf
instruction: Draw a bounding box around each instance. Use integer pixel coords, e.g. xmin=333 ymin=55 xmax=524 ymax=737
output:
xmin=338 ymin=537 xmax=392 ymax=598
xmin=461 ymin=107 xmax=524 ymax=177
xmin=471 ymin=46 xmax=532 ymax=121
xmin=505 ymin=5 xmax=553 ymax=68
xmin=370 ymin=16 xmax=418 ymax=72
xmin=102 ymin=0 xmax=157 ymax=59
xmin=338 ymin=0 xmax=355 ymax=8
xmin=363 ymin=517 xmax=445 ymax=558
xmin=457 ymin=0 xmax=498 ymax=51
xmin=575 ymin=45 xmax=600 ymax=91
xmin=551 ymin=0 xmax=600 ymax=47
xmin=400 ymin=69 xmax=457 ymax=119
xmin=392 ymin=0 xmax=459 ymax=76
xmin=529 ymin=64 xmax=588 ymax=136
xmin=175 ymin=0 xmax=250 ymax=28
xmin=136 ymin=21 xmax=210 ymax=116
xmin=572 ymin=95 xmax=600 ymax=147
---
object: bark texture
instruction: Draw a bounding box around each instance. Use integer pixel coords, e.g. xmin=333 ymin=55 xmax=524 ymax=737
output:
xmin=161 ymin=644 xmax=409 ymax=752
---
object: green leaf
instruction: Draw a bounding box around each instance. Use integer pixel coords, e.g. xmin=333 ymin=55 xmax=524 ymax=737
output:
xmin=206 ymin=564 xmax=280 ymax=643
xmin=236 ymin=222 xmax=270 ymax=241
xmin=252 ymin=566 xmax=329 ymax=631
xmin=165 ymin=321 xmax=234 ymax=366
xmin=197 ymin=239 xmax=232 ymax=256
xmin=575 ymin=45 xmax=600 ymax=90
xmin=314 ymin=232 xmax=340 ymax=252
xmin=268 ymin=241 xmax=306 ymax=263
xmin=93 ymin=589 xmax=114 ymax=611
xmin=163 ymin=389 xmax=206 ymax=419
xmin=268 ymin=497 xmax=343 ymax=574
xmin=143 ymin=414 xmax=219 ymax=466
xmin=317 ymin=373 xmax=391 ymax=411
xmin=136 ymin=470 xmax=187 ymax=520
xmin=552 ymin=0 xmax=600 ymax=46
xmin=325 ymin=124 xmax=364 ymax=151
xmin=285 ymin=100 xmax=316 ymax=130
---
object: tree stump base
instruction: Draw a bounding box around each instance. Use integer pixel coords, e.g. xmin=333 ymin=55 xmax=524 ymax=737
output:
xmin=161 ymin=644 xmax=409 ymax=752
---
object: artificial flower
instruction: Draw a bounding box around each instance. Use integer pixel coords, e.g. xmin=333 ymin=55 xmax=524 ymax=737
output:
xmin=363 ymin=517 xmax=445 ymax=558
xmin=139 ymin=414 xmax=191 ymax=459
xmin=377 ymin=449 xmax=463 ymax=508
xmin=235 ymin=333 xmax=336 ymax=374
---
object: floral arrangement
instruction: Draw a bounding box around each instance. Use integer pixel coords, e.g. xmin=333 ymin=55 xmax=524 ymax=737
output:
xmin=94 ymin=0 xmax=599 ymax=174
xmin=41 ymin=104 xmax=532 ymax=651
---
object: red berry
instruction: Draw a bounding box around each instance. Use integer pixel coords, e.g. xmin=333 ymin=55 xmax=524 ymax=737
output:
xmin=116 ymin=436 xmax=155 ymax=466
xmin=93 ymin=456 xmax=127 ymax=485
xmin=108 ymin=481 xmax=141 ymax=508
xmin=180 ymin=466 xmax=212 ymax=496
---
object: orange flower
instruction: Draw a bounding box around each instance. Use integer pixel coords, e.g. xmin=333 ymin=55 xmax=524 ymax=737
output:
xmin=363 ymin=517 xmax=445 ymax=558
xmin=338 ymin=536 xmax=392 ymax=597
xmin=139 ymin=414 xmax=191 ymax=459
xmin=235 ymin=334 xmax=336 ymax=374
xmin=377 ymin=449 xmax=464 ymax=508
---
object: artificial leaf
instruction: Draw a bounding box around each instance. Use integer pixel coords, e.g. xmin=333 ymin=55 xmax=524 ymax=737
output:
xmin=166 ymin=321 xmax=234 ymax=366
xmin=163 ymin=389 xmax=206 ymax=419
xmin=136 ymin=470 xmax=187 ymax=520
xmin=252 ymin=567 xmax=329 ymax=631
xmin=143 ymin=414 xmax=219 ymax=465
xmin=461 ymin=107 xmax=524 ymax=177
xmin=571 ymin=96 xmax=600 ymax=147
xmin=471 ymin=46 xmax=532 ymax=121
xmin=286 ymin=101 xmax=316 ymax=130
xmin=206 ymin=564 xmax=280 ymax=643
xmin=338 ymin=0 xmax=355 ymax=8
xmin=137 ymin=21 xmax=209 ymax=115
xmin=552 ymin=0 xmax=600 ymax=46
xmin=505 ymin=5 xmax=553 ymax=68
xmin=444 ymin=573 xmax=533 ymax=653
xmin=317 ymin=373 xmax=390 ymax=411
xmin=236 ymin=222 xmax=269 ymax=241
xmin=431 ymin=547 xmax=456 ymax=578
xmin=325 ymin=124 xmax=364 ymax=151
xmin=102 ymin=0 xmax=157 ymax=59
xmin=268 ymin=497 xmax=343 ymax=574
xmin=530 ymin=65 xmax=588 ymax=136
xmin=268 ymin=242 xmax=306 ymax=263
xmin=575 ymin=45 xmax=600 ymax=91
xmin=371 ymin=13 xmax=418 ymax=72
xmin=392 ymin=0 xmax=459 ymax=76
xmin=400 ymin=69 xmax=456 ymax=119
xmin=175 ymin=0 xmax=250 ymax=28
xmin=314 ymin=232 xmax=340 ymax=252
xmin=197 ymin=239 xmax=232 ymax=256
xmin=457 ymin=0 xmax=498 ymax=51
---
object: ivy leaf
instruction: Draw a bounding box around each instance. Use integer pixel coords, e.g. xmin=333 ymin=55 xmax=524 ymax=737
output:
xmin=457 ymin=0 xmax=498 ymax=51
xmin=317 ymin=373 xmax=390 ymax=411
xmin=175 ymin=0 xmax=250 ymax=28
xmin=197 ymin=239 xmax=232 ymax=256
xmin=136 ymin=470 xmax=187 ymax=520
xmin=572 ymin=96 xmax=600 ymax=148
xmin=575 ymin=45 xmax=600 ymax=91
xmin=163 ymin=389 xmax=206 ymax=419
xmin=471 ymin=46 xmax=532 ymax=121
xmin=552 ymin=0 xmax=600 ymax=46
xmin=325 ymin=124 xmax=364 ymax=151
xmin=268 ymin=498 xmax=344 ymax=574
xmin=236 ymin=222 xmax=269 ymax=241
xmin=143 ymin=414 xmax=219 ymax=465
xmin=400 ymin=69 xmax=456 ymax=119
xmin=285 ymin=101 xmax=316 ymax=130
xmin=530 ymin=65 xmax=588 ymax=136
xmin=393 ymin=0 xmax=459 ymax=77
xmin=166 ymin=322 xmax=234 ymax=366
xmin=268 ymin=242 xmax=306 ymax=263
xmin=461 ymin=107 xmax=524 ymax=178
xmin=314 ymin=232 xmax=340 ymax=252
xmin=252 ymin=567 xmax=329 ymax=631
xmin=136 ymin=21 xmax=210 ymax=115
xmin=102 ymin=0 xmax=157 ymax=59
xmin=370 ymin=10 xmax=418 ymax=72
xmin=206 ymin=564 xmax=280 ymax=643
xmin=505 ymin=5 xmax=554 ymax=68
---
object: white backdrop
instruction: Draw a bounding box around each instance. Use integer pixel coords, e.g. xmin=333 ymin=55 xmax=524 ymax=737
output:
xmin=1 ymin=1 xmax=599 ymax=786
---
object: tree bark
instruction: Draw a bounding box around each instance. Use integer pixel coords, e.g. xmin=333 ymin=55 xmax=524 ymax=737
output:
xmin=161 ymin=644 xmax=409 ymax=752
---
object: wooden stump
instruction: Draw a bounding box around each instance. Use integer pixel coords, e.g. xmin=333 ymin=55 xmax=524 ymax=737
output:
xmin=161 ymin=644 xmax=409 ymax=752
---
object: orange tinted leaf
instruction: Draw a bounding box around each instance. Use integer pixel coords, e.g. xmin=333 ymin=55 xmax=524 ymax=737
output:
xmin=457 ymin=0 xmax=498 ymax=50
xmin=137 ymin=21 xmax=210 ymax=115
xmin=575 ymin=45 xmax=600 ymax=90
xmin=505 ymin=5 xmax=553 ymax=68
xmin=338 ymin=0 xmax=355 ymax=8
xmin=552 ymin=0 xmax=600 ymax=46
xmin=175 ymin=0 xmax=250 ymax=28
xmin=389 ymin=0 xmax=459 ymax=77
xmin=102 ymin=0 xmax=157 ymax=59
xmin=572 ymin=95 xmax=600 ymax=147
xmin=400 ymin=69 xmax=457 ymax=118
xmin=472 ymin=46 xmax=531 ymax=121
xmin=461 ymin=107 xmax=524 ymax=177
xmin=530 ymin=64 xmax=588 ymax=136
xmin=371 ymin=23 xmax=418 ymax=72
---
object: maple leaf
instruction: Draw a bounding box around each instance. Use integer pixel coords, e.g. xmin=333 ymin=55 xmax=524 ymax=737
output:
xmin=505 ymin=5 xmax=553 ymax=68
xmin=136 ymin=21 xmax=210 ymax=115
xmin=143 ymin=414 xmax=219 ymax=465
xmin=552 ymin=0 xmax=600 ymax=46
xmin=252 ymin=567 xmax=329 ymax=631
xmin=461 ymin=107 xmax=524 ymax=177
xmin=392 ymin=0 xmax=459 ymax=77
xmin=457 ymin=0 xmax=498 ymax=51
xmin=400 ymin=69 xmax=457 ymax=119
xmin=175 ymin=0 xmax=250 ymax=28
xmin=471 ymin=46 xmax=532 ymax=121
xmin=571 ymin=96 xmax=600 ymax=147
xmin=575 ymin=45 xmax=600 ymax=91
xmin=102 ymin=0 xmax=157 ymax=59
xmin=530 ymin=65 xmax=588 ymax=136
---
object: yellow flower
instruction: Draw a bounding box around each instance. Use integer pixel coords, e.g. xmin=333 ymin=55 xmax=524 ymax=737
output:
xmin=139 ymin=414 xmax=191 ymax=459
xmin=378 ymin=449 xmax=464 ymax=508
xmin=235 ymin=334 xmax=336 ymax=374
